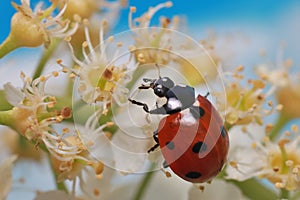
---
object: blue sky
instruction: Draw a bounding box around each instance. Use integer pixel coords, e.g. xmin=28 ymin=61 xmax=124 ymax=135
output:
xmin=1 ymin=0 xmax=299 ymax=42
xmin=0 ymin=0 xmax=299 ymax=65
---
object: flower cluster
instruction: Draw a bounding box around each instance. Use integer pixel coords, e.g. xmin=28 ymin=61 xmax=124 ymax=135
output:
xmin=217 ymin=65 xmax=281 ymax=127
xmin=227 ymin=124 xmax=300 ymax=191
xmin=0 ymin=0 xmax=79 ymax=57
xmin=59 ymin=19 xmax=136 ymax=108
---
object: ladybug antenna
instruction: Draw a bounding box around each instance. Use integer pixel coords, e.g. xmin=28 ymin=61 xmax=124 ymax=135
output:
xmin=155 ymin=63 xmax=162 ymax=78
xmin=205 ymin=92 xmax=210 ymax=98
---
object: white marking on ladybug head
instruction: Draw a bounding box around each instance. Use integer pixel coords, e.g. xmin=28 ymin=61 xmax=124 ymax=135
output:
xmin=177 ymin=83 xmax=188 ymax=88
xmin=168 ymin=97 xmax=182 ymax=110
xmin=162 ymin=77 xmax=168 ymax=82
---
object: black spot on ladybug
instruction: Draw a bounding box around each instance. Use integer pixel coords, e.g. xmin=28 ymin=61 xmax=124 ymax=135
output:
xmin=185 ymin=171 xmax=202 ymax=179
xmin=166 ymin=141 xmax=175 ymax=150
xmin=192 ymin=141 xmax=207 ymax=154
xmin=220 ymin=126 xmax=227 ymax=138
xmin=190 ymin=106 xmax=205 ymax=119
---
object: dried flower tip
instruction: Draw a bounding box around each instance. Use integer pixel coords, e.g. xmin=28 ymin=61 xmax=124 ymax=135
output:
xmin=278 ymin=139 xmax=290 ymax=147
xmin=285 ymin=160 xmax=294 ymax=167
xmin=251 ymin=142 xmax=257 ymax=149
xmin=92 ymin=161 xmax=104 ymax=175
xmin=292 ymin=167 xmax=299 ymax=174
xmin=267 ymin=100 xmax=273 ymax=107
xmin=108 ymin=36 xmax=114 ymax=42
xmin=165 ymin=1 xmax=173 ymax=7
xmin=265 ymin=124 xmax=273 ymax=133
xmin=273 ymin=167 xmax=280 ymax=172
xmin=64 ymin=36 xmax=72 ymax=42
xmin=199 ymin=185 xmax=205 ymax=192
xmin=82 ymin=41 xmax=88 ymax=48
xmin=60 ymin=107 xmax=72 ymax=119
xmin=47 ymin=101 xmax=56 ymax=108
xmin=69 ymin=73 xmax=76 ymax=78
xmin=102 ymin=20 xmax=108 ymax=26
xmin=284 ymin=59 xmax=293 ymax=67
xmin=165 ymin=171 xmax=171 ymax=178
xmin=263 ymin=136 xmax=270 ymax=143
xmin=93 ymin=188 xmax=100 ymax=196
xmin=275 ymin=182 xmax=285 ymax=189
xmin=117 ymin=42 xmax=123 ymax=47
xmin=20 ymin=71 xmax=26 ymax=79
xmin=56 ymin=59 xmax=63 ymax=65
xmin=62 ymin=128 xmax=70 ymax=134
xmin=276 ymin=104 xmax=283 ymax=111
xmin=128 ymin=45 xmax=136 ymax=52
xmin=52 ymin=71 xmax=59 ymax=77
xmin=229 ymin=161 xmax=238 ymax=169
xmin=252 ymin=80 xmax=265 ymax=89
xmin=137 ymin=53 xmax=146 ymax=63
xmin=236 ymin=65 xmax=244 ymax=72
xmin=284 ymin=131 xmax=291 ymax=136
xmin=106 ymin=122 xmax=114 ymax=127
xmin=87 ymin=140 xmax=94 ymax=147
xmin=73 ymin=14 xmax=81 ymax=22
xmin=291 ymin=124 xmax=299 ymax=133
xmin=62 ymin=67 xmax=69 ymax=73
xmin=241 ymin=126 xmax=247 ymax=133
xmin=83 ymin=18 xmax=89 ymax=26
xmin=39 ymin=76 xmax=46 ymax=82
xmin=130 ymin=6 xmax=137 ymax=13
xmin=105 ymin=132 xmax=112 ymax=140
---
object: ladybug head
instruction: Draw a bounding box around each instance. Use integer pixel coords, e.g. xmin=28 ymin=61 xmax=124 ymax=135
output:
xmin=153 ymin=77 xmax=175 ymax=97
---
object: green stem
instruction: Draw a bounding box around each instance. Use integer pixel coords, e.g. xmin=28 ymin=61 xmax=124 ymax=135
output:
xmin=0 ymin=35 xmax=19 ymax=59
xmin=228 ymin=178 xmax=277 ymax=200
xmin=33 ymin=39 xmax=59 ymax=79
xmin=0 ymin=110 xmax=14 ymax=127
xmin=0 ymin=90 xmax=13 ymax=111
xmin=269 ymin=113 xmax=290 ymax=141
xmin=280 ymin=188 xmax=289 ymax=199
xmin=291 ymin=190 xmax=300 ymax=200
xmin=132 ymin=164 xmax=156 ymax=200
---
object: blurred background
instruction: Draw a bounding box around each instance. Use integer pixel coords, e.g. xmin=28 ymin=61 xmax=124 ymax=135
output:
xmin=1 ymin=0 xmax=299 ymax=73
xmin=0 ymin=0 xmax=299 ymax=199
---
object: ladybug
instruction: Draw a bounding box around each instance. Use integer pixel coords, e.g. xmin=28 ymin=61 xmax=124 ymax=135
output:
xmin=128 ymin=73 xmax=229 ymax=183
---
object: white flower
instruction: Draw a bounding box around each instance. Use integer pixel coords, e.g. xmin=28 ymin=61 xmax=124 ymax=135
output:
xmin=216 ymin=66 xmax=280 ymax=126
xmin=256 ymin=54 xmax=300 ymax=119
xmin=10 ymin=0 xmax=79 ymax=48
xmin=64 ymin=20 xmax=136 ymax=108
xmin=0 ymin=155 xmax=18 ymax=200
xmin=4 ymin=71 xmax=71 ymax=140
xmin=129 ymin=1 xmax=181 ymax=65
xmin=226 ymin=124 xmax=300 ymax=191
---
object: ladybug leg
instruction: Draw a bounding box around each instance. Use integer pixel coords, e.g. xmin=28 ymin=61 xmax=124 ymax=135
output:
xmin=163 ymin=160 xmax=169 ymax=168
xmin=204 ymin=92 xmax=210 ymax=98
xmin=128 ymin=98 xmax=150 ymax=113
xmin=147 ymin=130 xmax=160 ymax=153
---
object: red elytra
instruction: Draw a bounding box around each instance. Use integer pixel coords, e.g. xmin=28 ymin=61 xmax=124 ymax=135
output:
xmin=157 ymin=95 xmax=229 ymax=183
xmin=128 ymin=74 xmax=229 ymax=183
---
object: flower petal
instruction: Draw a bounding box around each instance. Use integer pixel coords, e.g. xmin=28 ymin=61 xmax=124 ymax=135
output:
xmin=4 ymin=82 xmax=25 ymax=106
xmin=0 ymin=155 xmax=18 ymax=200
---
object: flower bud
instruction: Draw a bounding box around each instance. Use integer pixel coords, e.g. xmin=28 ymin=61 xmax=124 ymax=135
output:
xmin=276 ymin=84 xmax=300 ymax=119
xmin=10 ymin=12 xmax=45 ymax=47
